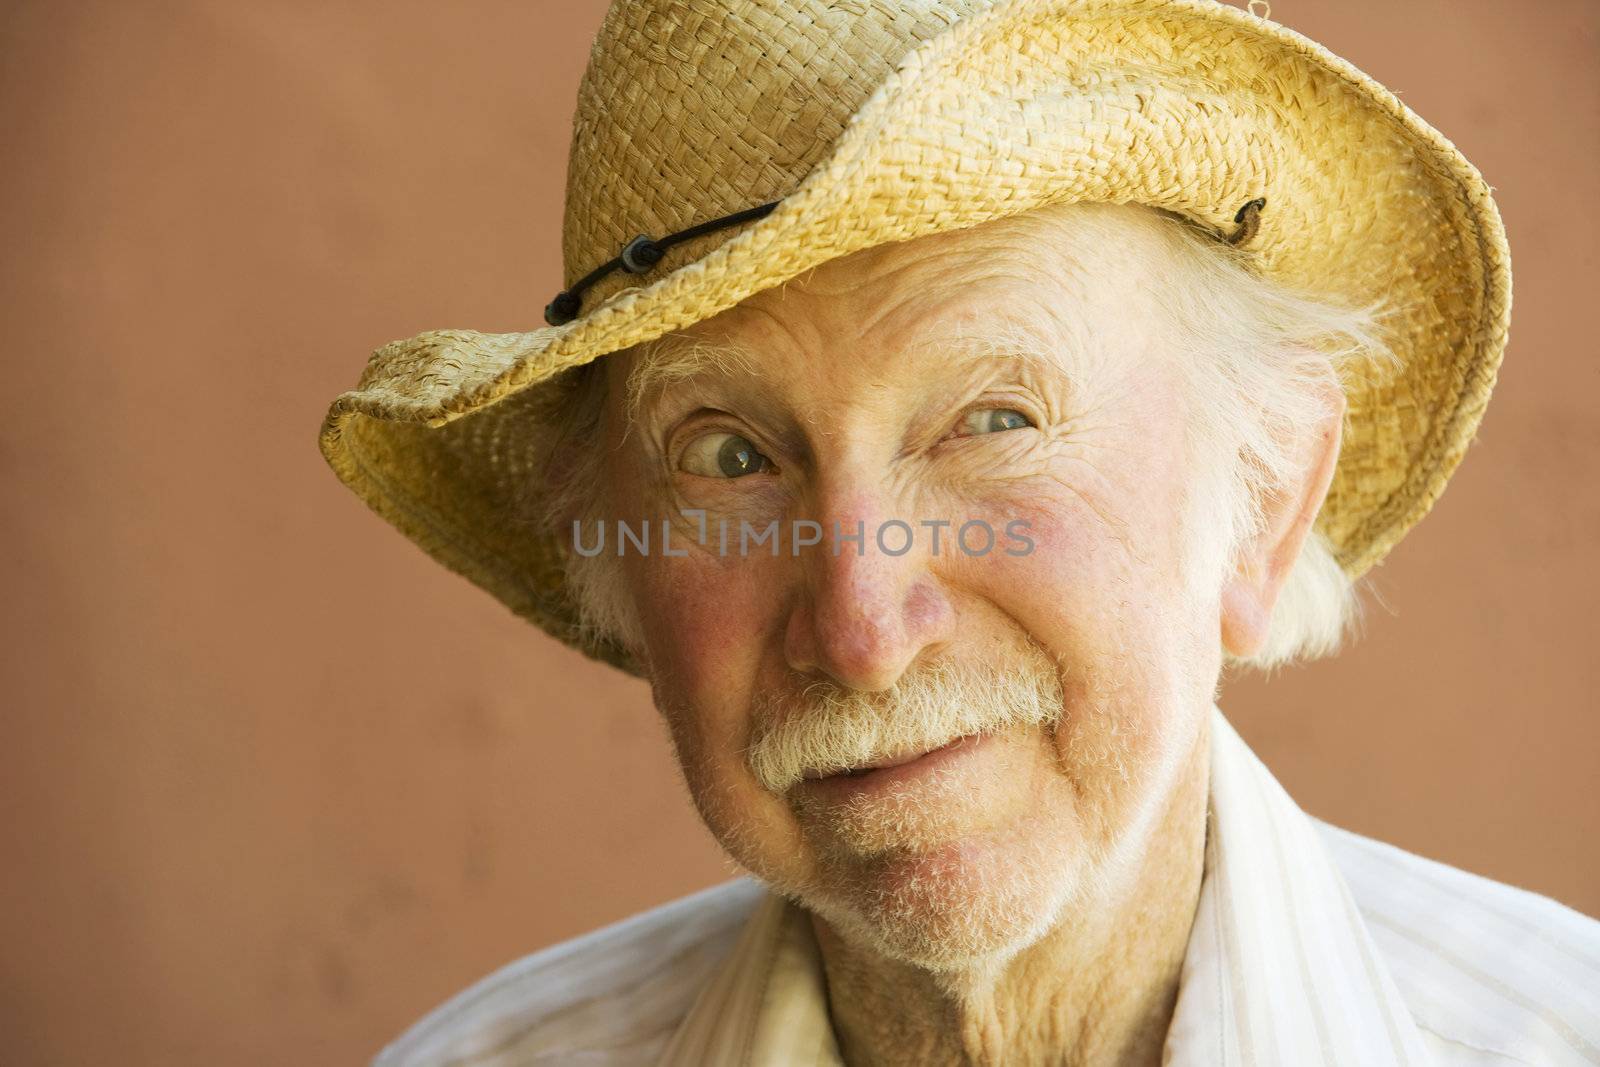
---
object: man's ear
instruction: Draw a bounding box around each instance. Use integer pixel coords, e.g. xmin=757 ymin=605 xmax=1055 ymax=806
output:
xmin=1219 ymin=373 xmax=1346 ymax=660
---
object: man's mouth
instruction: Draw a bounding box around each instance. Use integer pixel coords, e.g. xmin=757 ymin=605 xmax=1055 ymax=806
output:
xmin=800 ymin=734 xmax=983 ymax=784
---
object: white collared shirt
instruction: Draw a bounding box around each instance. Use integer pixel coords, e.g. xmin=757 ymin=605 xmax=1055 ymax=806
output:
xmin=375 ymin=708 xmax=1600 ymax=1066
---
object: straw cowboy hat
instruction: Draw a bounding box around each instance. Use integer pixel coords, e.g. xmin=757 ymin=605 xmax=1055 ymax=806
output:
xmin=317 ymin=0 xmax=1509 ymax=674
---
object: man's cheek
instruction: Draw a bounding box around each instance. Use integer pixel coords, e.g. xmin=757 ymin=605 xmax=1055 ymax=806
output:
xmin=637 ymin=560 xmax=790 ymax=801
xmin=654 ymin=679 xmax=753 ymax=804
xmin=633 ymin=555 xmax=769 ymax=698
xmin=952 ymin=512 xmax=1111 ymax=657
xmin=663 ymin=705 xmax=810 ymax=885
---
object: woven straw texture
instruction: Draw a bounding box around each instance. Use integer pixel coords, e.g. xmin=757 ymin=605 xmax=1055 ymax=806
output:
xmin=319 ymin=0 xmax=1510 ymax=674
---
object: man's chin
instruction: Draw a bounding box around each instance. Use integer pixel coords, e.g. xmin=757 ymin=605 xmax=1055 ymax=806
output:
xmin=800 ymin=828 xmax=1092 ymax=975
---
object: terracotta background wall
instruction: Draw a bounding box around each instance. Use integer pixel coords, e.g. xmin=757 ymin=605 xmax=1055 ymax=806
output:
xmin=2 ymin=1 xmax=1595 ymax=1064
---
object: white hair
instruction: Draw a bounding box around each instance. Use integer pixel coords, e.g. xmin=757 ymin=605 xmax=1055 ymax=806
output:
xmin=1132 ymin=204 xmax=1398 ymax=672
xmin=519 ymin=358 xmax=647 ymax=655
xmin=526 ymin=202 xmax=1400 ymax=674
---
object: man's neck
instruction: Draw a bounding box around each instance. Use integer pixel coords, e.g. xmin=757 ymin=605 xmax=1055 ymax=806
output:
xmin=810 ymin=736 xmax=1210 ymax=1067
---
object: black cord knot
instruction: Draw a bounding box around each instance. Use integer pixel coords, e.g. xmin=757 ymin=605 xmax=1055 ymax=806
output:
xmin=620 ymin=235 xmax=666 ymax=274
xmin=1226 ymin=197 xmax=1267 ymax=246
xmin=544 ymin=290 xmax=582 ymax=327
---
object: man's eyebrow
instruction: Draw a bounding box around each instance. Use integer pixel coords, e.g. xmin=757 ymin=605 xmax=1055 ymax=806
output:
xmin=903 ymin=320 xmax=1081 ymax=382
xmin=623 ymin=334 xmax=761 ymax=423
xmin=622 ymin=319 xmax=1079 ymax=423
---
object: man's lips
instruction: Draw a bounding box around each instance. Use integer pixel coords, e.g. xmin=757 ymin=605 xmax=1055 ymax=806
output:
xmin=802 ymin=740 xmax=948 ymax=781
xmin=800 ymin=734 xmax=981 ymax=783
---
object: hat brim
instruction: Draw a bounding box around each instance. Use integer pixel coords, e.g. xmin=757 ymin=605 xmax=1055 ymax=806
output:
xmin=319 ymin=0 xmax=1509 ymax=675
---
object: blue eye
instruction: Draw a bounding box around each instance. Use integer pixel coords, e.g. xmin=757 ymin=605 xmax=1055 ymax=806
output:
xmin=960 ymin=408 xmax=1034 ymax=436
xmin=680 ymin=432 xmax=774 ymax=478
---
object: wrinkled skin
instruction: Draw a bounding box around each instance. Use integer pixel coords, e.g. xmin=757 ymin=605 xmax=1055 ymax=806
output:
xmin=585 ymin=204 xmax=1343 ymax=1065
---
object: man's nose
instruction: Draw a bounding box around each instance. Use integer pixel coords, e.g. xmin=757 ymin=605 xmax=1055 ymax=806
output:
xmin=782 ymin=497 xmax=956 ymax=692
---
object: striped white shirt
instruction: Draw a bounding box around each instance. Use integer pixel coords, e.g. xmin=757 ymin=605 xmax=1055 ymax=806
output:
xmin=375 ymin=708 xmax=1600 ymax=1065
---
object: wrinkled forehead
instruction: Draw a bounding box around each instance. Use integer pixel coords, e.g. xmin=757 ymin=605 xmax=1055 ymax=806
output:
xmin=610 ymin=202 xmax=1182 ymax=413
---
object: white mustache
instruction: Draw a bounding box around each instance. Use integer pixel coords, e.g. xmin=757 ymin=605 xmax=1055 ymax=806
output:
xmin=745 ymin=653 xmax=1065 ymax=794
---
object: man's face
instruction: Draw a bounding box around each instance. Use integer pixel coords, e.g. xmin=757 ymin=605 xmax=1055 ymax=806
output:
xmin=595 ymin=205 xmax=1224 ymax=971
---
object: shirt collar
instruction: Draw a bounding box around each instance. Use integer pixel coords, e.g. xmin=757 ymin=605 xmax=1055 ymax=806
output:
xmin=1164 ymin=708 xmax=1433 ymax=1066
xmin=658 ymin=706 xmax=1433 ymax=1066
xmin=654 ymin=881 xmax=841 ymax=1065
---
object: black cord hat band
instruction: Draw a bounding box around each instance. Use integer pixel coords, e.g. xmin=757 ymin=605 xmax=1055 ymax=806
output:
xmin=544 ymin=200 xmax=780 ymax=326
xmin=543 ymin=197 xmax=1263 ymax=327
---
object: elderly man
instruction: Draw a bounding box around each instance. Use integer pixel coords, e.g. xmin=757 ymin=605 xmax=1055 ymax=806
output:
xmin=320 ymin=0 xmax=1600 ymax=1063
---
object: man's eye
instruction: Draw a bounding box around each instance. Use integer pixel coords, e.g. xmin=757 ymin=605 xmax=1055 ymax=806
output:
xmin=679 ymin=432 xmax=775 ymax=478
xmin=959 ymin=408 xmax=1034 ymax=436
